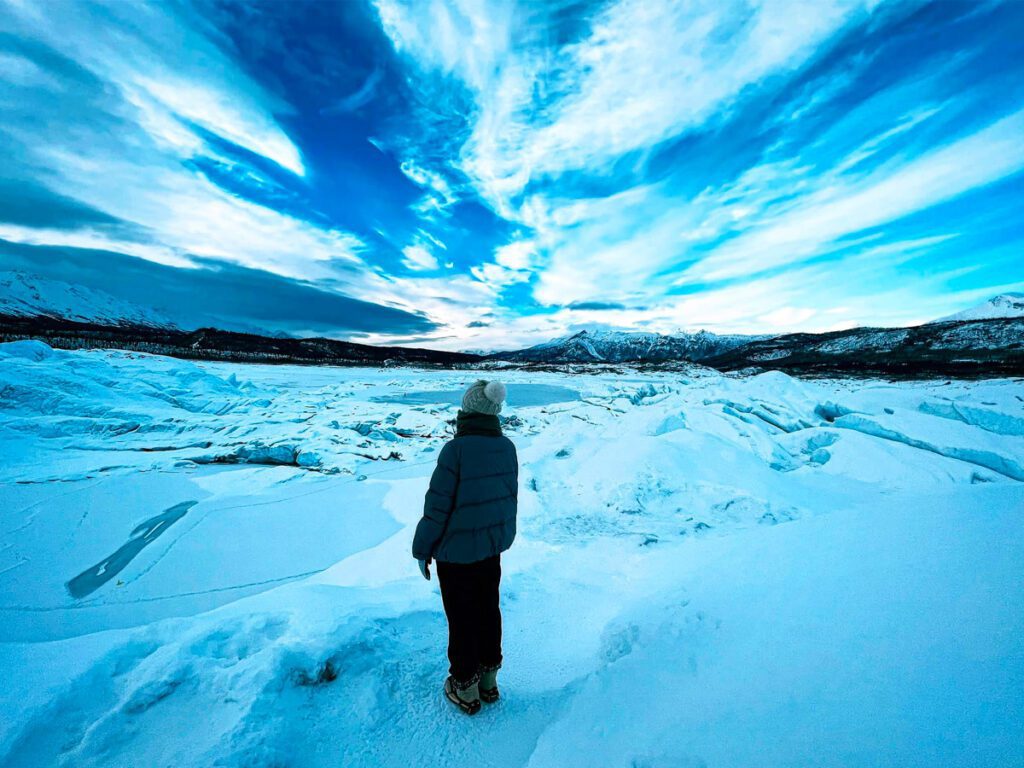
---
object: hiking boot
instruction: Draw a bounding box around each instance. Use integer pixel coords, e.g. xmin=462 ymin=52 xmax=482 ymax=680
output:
xmin=444 ymin=675 xmax=481 ymax=715
xmin=479 ymin=665 xmax=500 ymax=703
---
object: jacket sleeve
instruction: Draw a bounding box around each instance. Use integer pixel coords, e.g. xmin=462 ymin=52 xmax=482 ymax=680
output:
xmin=412 ymin=441 xmax=459 ymax=560
xmin=512 ymin=442 xmax=519 ymax=500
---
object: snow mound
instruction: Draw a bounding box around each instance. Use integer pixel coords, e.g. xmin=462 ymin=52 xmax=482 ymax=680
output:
xmin=0 ymin=339 xmax=58 ymax=362
xmin=0 ymin=348 xmax=275 ymax=482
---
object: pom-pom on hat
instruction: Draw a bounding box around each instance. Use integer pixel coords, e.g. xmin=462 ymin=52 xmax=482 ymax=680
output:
xmin=461 ymin=379 xmax=506 ymax=415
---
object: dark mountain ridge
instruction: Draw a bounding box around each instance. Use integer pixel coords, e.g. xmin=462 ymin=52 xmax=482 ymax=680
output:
xmin=701 ymin=317 xmax=1024 ymax=378
xmin=3 ymin=312 xmax=1021 ymax=377
xmin=0 ymin=315 xmax=481 ymax=367
xmin=489 ymin=328 xmax=756 ymax=363
xmin=1 ymin=269 xmax=1021 ymax=377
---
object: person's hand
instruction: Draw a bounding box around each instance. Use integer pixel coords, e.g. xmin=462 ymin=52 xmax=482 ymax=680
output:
xmin=418 ymin=558 xmax=431 ymax=581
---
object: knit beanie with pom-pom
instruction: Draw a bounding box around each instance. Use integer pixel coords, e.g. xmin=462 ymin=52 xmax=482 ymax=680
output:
xmin=461 ymin=379 xmax=506 ymax=415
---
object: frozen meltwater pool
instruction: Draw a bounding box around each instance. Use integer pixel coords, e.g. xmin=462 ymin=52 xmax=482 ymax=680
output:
xmin=66 ymin=501 xmax=197 ymax=599
xmin=374 ymin=383 xmax=581 ymax=407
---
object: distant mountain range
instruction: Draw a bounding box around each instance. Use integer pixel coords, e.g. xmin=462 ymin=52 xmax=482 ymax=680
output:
xmin=701 ymin=316 xmax=1024 ymax=377
xmin=0 ymin=272 xmax=475 ymax=367
xmin=489 ymin=328 xmax=757 ymax=364
xmin=485 ymin=294 xmax=1023 ymax=375
xmin=0 ymin=271 xmax=176 ymax=329
xmin=1 ymin=272 xmax=1021 ymax=376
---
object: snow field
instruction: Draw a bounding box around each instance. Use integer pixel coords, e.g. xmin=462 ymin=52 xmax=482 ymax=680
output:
xmin=1 ymin=342 xmax=1022 ymax=766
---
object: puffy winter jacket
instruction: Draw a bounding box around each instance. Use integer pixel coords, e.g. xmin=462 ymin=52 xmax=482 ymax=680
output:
xmin=412 ymin=414 xmax=518 ymax=564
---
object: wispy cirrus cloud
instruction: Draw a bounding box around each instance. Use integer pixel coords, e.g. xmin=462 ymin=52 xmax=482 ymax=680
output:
xmin=2 ymin=0 xmax=1023 ymax=349
xmin=371 ymin=0 xmax=1024 ymax=348
xmin=678 ymin=106 xmax=1024 ymax=285
xmin=0 ymin=0 xmax=447 ymax=335
xmin=0 ymin=0 xmax=329 ymax=274
xmin=376 ymin=0 xmax=878 ymax=209
xmin=3 ymin=0 xmax=305 ymax=175
xmin=401 ymin=243 xmax=440 ymax=271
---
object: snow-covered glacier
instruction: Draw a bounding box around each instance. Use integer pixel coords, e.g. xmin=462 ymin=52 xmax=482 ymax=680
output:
xmin=0 ymin=341 xmax=1022 ymax=767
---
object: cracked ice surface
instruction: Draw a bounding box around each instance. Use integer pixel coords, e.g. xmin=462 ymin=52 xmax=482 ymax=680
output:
xmin=0 ymin=342 xmax=1022 ymax=767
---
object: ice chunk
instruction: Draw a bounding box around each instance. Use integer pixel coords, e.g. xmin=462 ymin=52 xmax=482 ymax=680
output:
xmin=834 ymin=411 xmax=1024 ymax=480
xmin=0 ymin=339 xmax=57 ymax=362
xmin=919 ymin=400 xmax=1024 ymax=437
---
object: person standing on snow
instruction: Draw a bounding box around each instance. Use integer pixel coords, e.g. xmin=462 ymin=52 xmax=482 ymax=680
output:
xmin=412 ymin=379 xmax=518 ymax=715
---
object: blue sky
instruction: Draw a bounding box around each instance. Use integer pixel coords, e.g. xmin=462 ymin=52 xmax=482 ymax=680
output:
xmin=0 ymin=0 xmax=1022 ymax=349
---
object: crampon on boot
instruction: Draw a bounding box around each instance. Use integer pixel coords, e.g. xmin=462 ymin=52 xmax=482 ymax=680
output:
xmin=479 ymin=665 xmax=500 ymax=703
xmin=444 ymin=675 xmax=481 ymax=715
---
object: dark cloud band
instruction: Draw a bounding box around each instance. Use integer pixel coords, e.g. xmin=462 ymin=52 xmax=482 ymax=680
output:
xmin=0 ymin=240 xmax=437 ymax=337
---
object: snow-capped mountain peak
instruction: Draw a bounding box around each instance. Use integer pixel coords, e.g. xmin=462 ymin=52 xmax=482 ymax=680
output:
xmin=496 ymin=327 xmax=753 ymax=363
xmin=0 ymin=271 xmax=175 ymax=328
xmin=936 ymin=293 xmax=1024 ymax=323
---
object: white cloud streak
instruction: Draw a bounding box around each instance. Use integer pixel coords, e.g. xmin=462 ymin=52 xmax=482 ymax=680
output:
xmin=3 ymin=0 xmax=305 ymax=175
xmin=0 ymin=0 xmax=425 ymax=320
xmin=374 ymin=0 xmax=1024 ymax=342
xmin=402 ymin=244 xmax=440 ymax=271
xmin=681 ymin=107 xmax=1024 ymax=284
xmin=377 ymin=0 xmax=877 ymax=210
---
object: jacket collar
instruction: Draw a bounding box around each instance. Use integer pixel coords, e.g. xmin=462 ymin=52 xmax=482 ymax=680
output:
xmin=455 ymin=410 xmax=502 ymax=437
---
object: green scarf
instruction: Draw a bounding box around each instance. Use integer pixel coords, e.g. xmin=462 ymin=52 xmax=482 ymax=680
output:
xmin=455 ymin=410 xmax=502 ymax=437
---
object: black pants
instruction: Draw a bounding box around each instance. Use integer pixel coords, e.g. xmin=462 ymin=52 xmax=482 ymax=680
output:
xmin=436 ymin=554 xmax=502 ymax=685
